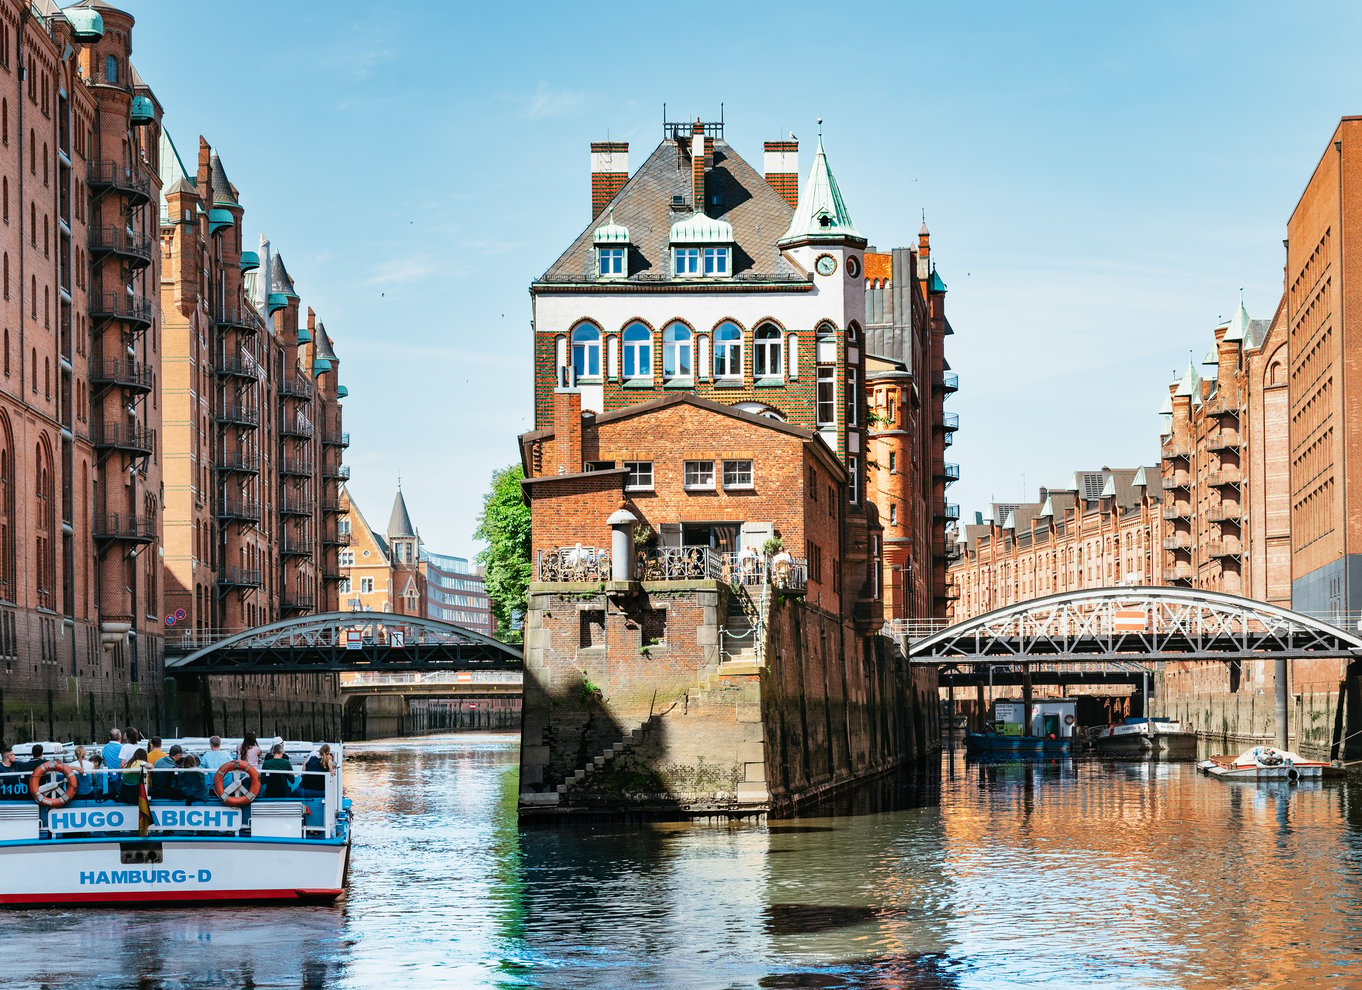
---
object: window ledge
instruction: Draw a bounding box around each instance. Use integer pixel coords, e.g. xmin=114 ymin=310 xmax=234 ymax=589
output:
xmin=664 ymin=377 xmax=695 ymax=389
xmin=623 ymin=378 xmax=656 ymax=389
xmin=683 ymin=485 xmax=717 ymax=493
xmin=713 ymin=379 xmax=745 ymax=389
xmin=754 ymin=377 xmax=784 ymax=388
xmin=624 ymin=486 xmax=655 ymax=494
xmin=576 ymin=376 xmax=603 ymax=385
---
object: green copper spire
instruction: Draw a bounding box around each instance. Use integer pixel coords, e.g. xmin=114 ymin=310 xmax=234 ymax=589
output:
xmin=779 ymin=122 xmax=863 ymax=247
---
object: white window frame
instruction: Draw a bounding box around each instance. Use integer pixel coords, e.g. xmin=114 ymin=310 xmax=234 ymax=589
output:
xmin=624 ymin=460 xmax=654 ymax=491
xmin=571 ymin=324 xmax=601 ymax=379
xmin=339 ymin=549 xmax=355 ymax=566
xmin=622 ymin=324 xmax=652 ymax=379
xmin=597 ymin=246 xmax=626 ymax=278
xmin=338 ymin=518 xmax=351 ymax=535
xmin=848 ymin=456 xmax=859 ymax=504
xmin=683 ymin=460 xmax=715 ymax=490
xmin=673 ymin=247 xmax=701 ymax=277
xmin=754 ymin=325 xmax=782 ymax=378
xmin=816 ymin=365 xmax=837 ymax=427
xmin=360 ymin=577 xmax=374 ymax=594
xmin=713 ymin=323 xmax=742 ymax=379
xmin=663 ymin=324 xmax=692 ymax=379
xmin=722 ymin=459 xmax=753 ymax=490
xmin=846 ymin=365 xmax=859 ymax=426
xmin=703 ymin=246 xmax=730 ymax=276
xmin=338 ymin=577 xmax=351 ymax=594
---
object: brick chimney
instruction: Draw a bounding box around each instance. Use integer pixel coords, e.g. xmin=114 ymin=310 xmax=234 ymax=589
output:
xmin=764 ymin=139 xmax=799 ymax=208
xmin=590 ymin=142 xmax=629 ymax=219
xmin=551 ymin=389 xmax=583 ymax=476
xmin=691 ymin=119 xmax=707 ymax=214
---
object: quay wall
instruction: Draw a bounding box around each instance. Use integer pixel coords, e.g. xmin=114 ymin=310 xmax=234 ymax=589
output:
xmin=519 ymin=581 xmax=938 ymax=820
xmin=164 ymin=673 xmax=345 ymax=743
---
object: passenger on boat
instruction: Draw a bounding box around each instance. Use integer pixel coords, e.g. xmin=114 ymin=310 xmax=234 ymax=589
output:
xmin=87 ymin=752 xmax=114 ymax=801
xmin=101 ymin=728 xmax=123 ymax=770
xmin=72 ymin=745 xmax=95 ymax=799
xmin=200 ymin=736 xmax=230 ymax=773
xmin=262 ymin=743 xmax=295 ymax=798
xmin=150 ymin=745 xmax=182 ymax=798
xmin=0 ymin=743 xmax=27 ymax=801
xmin=15 ymin=744 xmax=43 ymax=774
xmin=301 ymin=744 xmax=334 ymax=796
xmin=117 ymin=748 xmax=150 ymax=805
xmin=146 ymin=736 xmax=167 ymax=766
xmin=238 ymin=732 xmax=263 ymax=769
xmin=176 ymin=755 xmax=210 ymax=803
xmin=118 ymin=728 xmax=142 ymax=767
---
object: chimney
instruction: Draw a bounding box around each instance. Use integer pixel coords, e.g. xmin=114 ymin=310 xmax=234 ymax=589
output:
xmin=917 ymin=219 xmax=931 ymax=282
xmin=552 ymin=389 xmax=583 ymax=476
xmin=764 ymin=139 xmax=799 ymax=208
xmin=590 ymin=142 xmax=629 ymax=219
xmin=691 ymin=119 xmax=707 ymax=214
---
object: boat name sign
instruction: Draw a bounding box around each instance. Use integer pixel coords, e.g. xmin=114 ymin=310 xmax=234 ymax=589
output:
xmin=46 ymin=807 xmax=243 ymax=835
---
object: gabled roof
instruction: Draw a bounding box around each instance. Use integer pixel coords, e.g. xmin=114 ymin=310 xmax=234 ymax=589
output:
xmin=537 ymin=138 xmax=801 ymax=285
xmin=343 ymin=488 xmax=389 ymax=563
xmin=779 ymin=133 xmax=864 ymax=247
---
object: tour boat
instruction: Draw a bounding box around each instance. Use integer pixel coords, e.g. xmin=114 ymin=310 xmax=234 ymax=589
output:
xmin=0 ymin=738 xmax=351 ymax=906
xmin=1092 ymin=717 xmax=1199 ymax=760
xmin=1197 ymin=745 xmax=1337 ymax=782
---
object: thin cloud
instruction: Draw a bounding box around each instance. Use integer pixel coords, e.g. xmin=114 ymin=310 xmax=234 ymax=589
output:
xmin=519 ymin=82 xmax=588 ymax=119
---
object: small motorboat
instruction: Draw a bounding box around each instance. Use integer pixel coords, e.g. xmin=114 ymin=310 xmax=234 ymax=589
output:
xmin=1197 ymin=745 xmax=1338 ymax=782
xmin=1092 ymin=717 xmax=1198 ymax=760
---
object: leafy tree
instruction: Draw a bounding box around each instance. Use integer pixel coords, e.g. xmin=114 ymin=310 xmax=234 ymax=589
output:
xmin=474 ymin=464 xmax=531 ymax=643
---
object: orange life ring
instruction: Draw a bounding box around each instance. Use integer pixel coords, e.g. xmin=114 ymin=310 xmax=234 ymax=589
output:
xmin=29 ymin=761 xmax=77 ymax=807
xmin=213 ymin=760 xmax=261 ymax=806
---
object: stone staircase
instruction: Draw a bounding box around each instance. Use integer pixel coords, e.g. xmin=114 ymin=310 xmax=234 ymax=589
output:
xmin=721 ymin=603 xmax=760 ymax=673
xmin=555 ymin=714 xmax=661 ymax=795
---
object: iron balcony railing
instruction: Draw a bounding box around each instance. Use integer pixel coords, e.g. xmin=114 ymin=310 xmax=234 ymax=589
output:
xmin=219 ymin=567 xmax=263 ymax=588
xmin=324 ymin=463 xmax=350 ymax=480
xmin=216 ymin=451 xmax=260 ymax=474
xmin=217 ymin=500 xmax=262 ymax=523
xmin=92 ymin=512 xmax=155 ymax=543
xmin=1208 ymin=540 xmax=1243 ymax=559
xmin=87 ymin=160 xmax=152 ymax=204
xmin=280 ymin=537 xmax=314 ymax=557
xmin=1162 ymin=504 xmax=1190 ymax=521
xmin=1207 ymin=467 xmax=1242 ymax=487
xmin=937 ymin=412 xmax=960 ymax=432
xmin=281 ymin=415 xmax=314 ymax=438
xmin=217 ymin=403 xmax=260 ymax=428
xmin=1163 ymin=534 xmax=1191 ymax=551
xmin=937 ymin=371 xmax=959 ymax=393
xmin=1162 ymin=440 xmax=1192 ymax=460
xmin=91 ymin=423 xmax=154 ymax=455
xmin=936 ymin=462 xmax=960 ymax=482
xmin=537 ymin=546 xmax=612 ymax=582
xmin=320 ymin=496 xmax=342 ymax=514
xmin=537 ymin=544 xmax=810 ymax=591
xmin=90 ymin=358 xmax=153 ymax=393
xmin=321 ymin=529 xmax=351 ymax=546
xmin=88 ymin=225 xmax=154 ymax=265
xmin=280 ymin=457 xmax=314 ymax=477
xmin=1166 ymin=472 xmax=1192 ymax=489
xmin=215 ymin=306 xmax=260 ymax=332
xmin=1206 ymin=431 xmax=1241 ymax=452
xmin=718 ymin=551 xmax=808 ymax=593
xmin=215 ymin=349 xmax=259 ymax=380
xmin=322 ymin=430 xmax=350 ymax=448
xmin=280 ymin=495 xmax=312 ymax=516
xmin=1163 ymin=566 xmax=1193 ymax=582
xmin=89 ymin=292 xmax=153 ymax=327
xmin=939 ymin=503 xmax=960 ymax=520
xmin=1208 ymin=503 xmax=1242 ymax=523
xmin=281 ymin=593 xmax=315 ymax=611
xmin=278 ymin=376 xmax=314 ymax=400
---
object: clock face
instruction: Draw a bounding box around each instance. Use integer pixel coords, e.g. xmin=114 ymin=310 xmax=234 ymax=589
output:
xmin=846 ymin=255 xmax=861 ymax=278
xmin=815 ymin=254 xmax=837 ymax=277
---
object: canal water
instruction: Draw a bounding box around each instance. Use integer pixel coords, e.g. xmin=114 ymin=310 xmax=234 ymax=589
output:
xmin=5 ymin=734 xmax=1362 ymax=989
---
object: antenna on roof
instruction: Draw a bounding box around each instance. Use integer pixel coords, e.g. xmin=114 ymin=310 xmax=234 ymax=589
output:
xmin=817 ymin=117 xmax=823 ymax=139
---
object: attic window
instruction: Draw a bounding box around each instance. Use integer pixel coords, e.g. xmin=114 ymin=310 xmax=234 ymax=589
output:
xmin=597 ymin=247 xmax=625 ymax=278
xmin=670 ymin=195 xmax=687 ymax=211
xmin=818 ymin=214 xmax=833 ymax=227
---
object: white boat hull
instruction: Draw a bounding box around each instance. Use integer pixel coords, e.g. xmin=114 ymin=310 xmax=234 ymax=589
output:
xmin=0 ymin=836 xmax=349 ymax=906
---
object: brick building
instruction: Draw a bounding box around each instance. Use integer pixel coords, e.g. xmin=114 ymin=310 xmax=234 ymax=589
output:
xmin=159 ymin=136 xmax=347 ymax=640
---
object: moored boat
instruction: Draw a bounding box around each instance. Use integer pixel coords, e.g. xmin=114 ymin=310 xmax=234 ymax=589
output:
xmin=0 ymin=738 xmax=351 ymax=906
xmin=1092 ymin=717 xmax=1198 ymax=760
xmin=1196 ymin=745 xmax=1339 ymax=782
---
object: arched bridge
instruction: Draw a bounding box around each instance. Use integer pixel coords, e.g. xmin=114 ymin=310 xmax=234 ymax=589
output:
xmin=164 ymin=612 xmax=522 ymax=674
xmin=908 ymin=587 xmax=1362 ymax=664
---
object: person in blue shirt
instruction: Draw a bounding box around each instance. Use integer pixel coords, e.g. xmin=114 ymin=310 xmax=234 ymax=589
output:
xmin=199 ymin=736 xmax=231 ymax=774
xmin=0 ymin=743 xmax=28 ymax=801
xmin=72 ymin=745 xmax=95 ymax=799
xmin=101 ymin=728 xmax=123 ymax=771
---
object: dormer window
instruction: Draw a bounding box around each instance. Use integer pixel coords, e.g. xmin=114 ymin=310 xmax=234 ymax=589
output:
xmin=674 ymin=247 xmax=700 ymax=276
xmin=592 ymin=209 xmax=630 ymax=280
xmin=669 ymin=211 xmax=734 ymax=280
xmin=703 ymin=247 xmax=729 ymax=276
xmin=597 ymin=247 xmax=625 ymax=278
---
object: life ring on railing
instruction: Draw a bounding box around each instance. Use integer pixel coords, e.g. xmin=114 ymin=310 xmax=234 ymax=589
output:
xmin=1064 ymin=715 xmax=1075 ymax=726
xmin=30 ymin=761 xmax=77 ymax=807
xmin=213 ymin=761 xmax=261 ymax=806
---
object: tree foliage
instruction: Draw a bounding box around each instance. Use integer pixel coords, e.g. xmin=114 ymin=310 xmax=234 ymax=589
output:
xmin=474 ymin=464 xmax=531 ymax=643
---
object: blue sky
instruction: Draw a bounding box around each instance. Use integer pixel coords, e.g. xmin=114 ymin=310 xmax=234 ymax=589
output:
xmin=125 ymin=1 xmax=1362 ymax=556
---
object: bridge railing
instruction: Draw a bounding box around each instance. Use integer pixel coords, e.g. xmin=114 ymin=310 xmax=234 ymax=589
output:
xmin=340 ymin=670 xmax=522 ymax=688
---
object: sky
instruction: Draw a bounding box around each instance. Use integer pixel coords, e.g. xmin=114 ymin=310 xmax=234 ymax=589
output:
xmin=121 ymin=0 xmax=1362 ymax=557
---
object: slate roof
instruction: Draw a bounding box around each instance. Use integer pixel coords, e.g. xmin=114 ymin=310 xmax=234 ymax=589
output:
xmin=388 ymin=489 xmax=416 ymax=539
xmin=271 ymin=253 xmax=298 ymax=297
xmin=315 ymin=324 xmax=337 ymax=362
xmin=538 ymin=138 xmax=804 ymax=285
xmin=209 ymin=153 xmax=237 ymax=207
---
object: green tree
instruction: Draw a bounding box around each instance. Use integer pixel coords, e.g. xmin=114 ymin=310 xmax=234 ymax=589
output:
xmin=474 ymin=464 xmax=531 ymax=643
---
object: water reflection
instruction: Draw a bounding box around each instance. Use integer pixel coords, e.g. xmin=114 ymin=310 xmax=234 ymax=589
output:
xmin=3 ymin=737 xmax=1362 ymax=989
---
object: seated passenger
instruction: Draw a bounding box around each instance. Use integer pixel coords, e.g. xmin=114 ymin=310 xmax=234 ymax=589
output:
xmin=199 ymin=736 xmax=231 ymax=773
xmin=145 ymin=736 xmax=167 ymax=766
xmin=149 ymin=745 xmax=182 ymax=799
xmin=0 ymin=743 xmax=28 ymax=801
xmin=72 ymin=745 xmax=95 ymax=799
xmin=261 ymin=743 xmax=295 ymax=798
xmin=301 ymin=744 xmax=334 ymax=796
xmin=176 ymin=755 xmax=210 ymax=803
xmin=16 ymin=744 xmax=44 ymax=774
xmin=118 ymin=748 xmax=150 ymax=805
xmin=87 ymin=752 xmax=114 ymax=801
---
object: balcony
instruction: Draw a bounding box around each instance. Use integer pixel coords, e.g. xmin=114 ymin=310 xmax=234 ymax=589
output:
xmin=281 ymin=593 xmax=315 ymax=611
xmin=1209 ymin=539 xmax=1243 ymax=559
xmin=87 ymin=160 xmax=152 ymax=206
xmin=89 ymin=225 xmax=154 ymax=267
xmin=1206 ymin=431 xmax=1241 ymax=452
xmin=320 ymin=496 xmax=341 ymax=514
xmin=935 ymin=462 xmax=960 ymax=482
xmin=90 ymin=358 xmax=152 ymax=394
xmin=936 ymin=412 xmax=960 ymax=432
xmin=280 ymin=494 xmax=312 ymax=517
xmin=93 ymin=512 xmax=155 ymax=544
xmin=1207 ymin=467 xmax=1241 ymax=488
xmin=322 ymin=565 xmax=343 ymax=582
xmin=716 ymin=551 xmax=808 ymax=595
xmin=281 ymin=457 xmax=314 ymax=477
xmin=321 ymin=529 xmax=351 ymax=547
xmin=216 ymin=451 xmax=260 ymax=475
xmin=281 ymin=415 xmax=314 ymax=439
xmin=322 ymin=430 xmax=350 ymax=448
xmin=215 ymin=306 xmax=259 ymax=334
xmin=323 ymin=463 xmax=351 ymax=481
xmin=1162 ymin=504 xmax=1190 ymax=521
xmin=1163 ymin=566 xmax=1193 ymax=583
xmin=1165 ymin=471 xmax=1192 ymax=490
xmin=92 ymin=423 xmax=154 ymax=456
xmin=217 ymin=403 xmax=259 ymax=428
xmin=217 ymin=500 xmax=262 ymax=523
xmin=278 ymin=376 xmax=314 ymax=401
xmin=219 ymin=568 xmax=263 ymax=589
xmin=1162 ymin=440 xmax=1192 ymax=460
xmin=1163 ymin=533 xmax=1191 ymax=551
xmin=280 ymin=536 xmax=313 ymax=557
xmin=936 ymin=371 xmax=959 ymax=394
xmin=215 ymin=349 xmax=259 ymax=381
xmin=937 ymin=503 xmax=960 ymax=520
xmin=1206 ymin=396 xmax=1240 ymax=418
xmin=1208 ymin=503 xmax=1242 ymax=523
xmin=89 ymin=292 xmax=153 ymax=330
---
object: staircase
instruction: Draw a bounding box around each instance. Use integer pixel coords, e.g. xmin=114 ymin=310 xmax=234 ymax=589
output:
xmin=555 ymin=714 xmax=661 ymax=795
xmin=721 ymin=596 xmax=761 ymax=673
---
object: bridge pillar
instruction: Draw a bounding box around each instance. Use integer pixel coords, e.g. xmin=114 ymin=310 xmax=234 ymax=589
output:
xmin=1275 ymin=658 xmax=1290 ymax=750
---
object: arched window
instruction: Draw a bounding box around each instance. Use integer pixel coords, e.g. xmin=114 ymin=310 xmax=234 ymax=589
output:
xmin=570 ymin=323 xmax=601 ymax=378
xmin=622 ymin=322 xmax=651 ymax=379
xmin=713 ymin=321 xmax=741 ymax=379
xmin=847 ymin=320 xmax=861 ymax=343
xmin=663 ymin=323 xmax=692 ymax=379
xmin=754 ymin=323 xmax=782 ymax=378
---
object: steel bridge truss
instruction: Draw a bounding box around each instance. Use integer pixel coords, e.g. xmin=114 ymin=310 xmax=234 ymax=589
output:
xmin=164 ymin=612 xmax=523 ymax=674
xmin=909 ymin=587 xmax=1362 ymax=665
